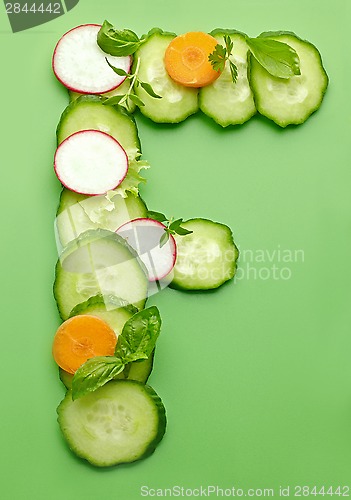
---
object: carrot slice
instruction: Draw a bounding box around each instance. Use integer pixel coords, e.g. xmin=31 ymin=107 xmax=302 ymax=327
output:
xmin=52 ymin=315 xmax=117 ymax=374
xmin=164 ymin=32 xmax=220 ymax=88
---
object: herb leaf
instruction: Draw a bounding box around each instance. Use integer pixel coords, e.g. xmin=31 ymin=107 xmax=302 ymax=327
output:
xmin=159 ymin=231 xmax=170 ymax=248
xmin=129 ymin=93 xmax=145 ymax=107
xmin=208 ymin=36 xmax=238 ymax=84
xmin=246 ymin=37 xmax=300 ymax=79
xmin=72 ymin=356 xmax=124 ymax=400
xmin=115 ymin=307 xmax=162 ymax=364
xmin=229 ymin=60 xmax=238 ymax=83
xmin=102 ymin=95 xmax=125 ymax=106
xmin=169 ymin=218 xmax=183 ymax=231
xmin=97 ymin=20 xmax=142 ymax=57
xmin=140 ymin=81 xmax=162 ymax=99
xmin=208 ymin=43 xmax=226 ymax=73
xmin=148 ymin=211 xmax=168 ymax=222
xmin=105 ymin=58 xmax=129 ymax=77
xmin=174 ymin=226 xmax=193 ymax=236
xmin=102 ymin=57 xmax=161 ymax=112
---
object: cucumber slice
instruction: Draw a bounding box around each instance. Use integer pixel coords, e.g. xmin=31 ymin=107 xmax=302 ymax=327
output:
xmin=54 ymin=229 xmax=148 ymax=320
xmin=59 ymin=353 xmax=154 ymax=390
xmin=249 ymin=31 xmax=328 ymax=127
xmin=56 ymin=95 xmax=140 ymax=160
xmin=57 ymin=380 xmax=166 ymax=467
xmin=199 ymin=30 xmax=256 ymax=126
xmin=69 ymin=294 xmax=137 ymax=335
xmin=133 ymin=28 xmax=199 ymax=123
xmin=55 ymin=187 xmax=148 ymax=249
xmin=69 ymin=78 xmax=137 ymax=113
xmin=171 ymin=218 xmax=239 ymax=290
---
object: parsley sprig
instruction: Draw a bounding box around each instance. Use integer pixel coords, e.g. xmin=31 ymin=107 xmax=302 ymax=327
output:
xmin=209 ymin=34 xmax=238 ymax=83
xmin=102 ymin=57 xmax=161 ymax=111
xmin=148 ymin=211 xmax=193 ymax=247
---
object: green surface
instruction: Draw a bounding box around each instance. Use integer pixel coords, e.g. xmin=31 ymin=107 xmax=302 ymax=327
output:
xmin=1 ymin=0 xmax=351 ymax=498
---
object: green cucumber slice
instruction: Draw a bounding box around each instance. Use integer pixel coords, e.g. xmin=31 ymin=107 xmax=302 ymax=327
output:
xmin=199 ymin=30 xmax=256 ymax=126
xmin=171 ymin=218 xmax=239 ymax=290
xmin=54 ymin=229 xmax=148 ymax=320
xmin=133 ymin=28 xmax=198 ymax=123
xmin=57 ymin=380 xmax=166 ymax=467
xmin=56 ymin=95 xmax=140 ymax=160
xmin=249 ymin=31 xmax=328 ymax=127
xmin=69 ymin=294 xmax=137 ymax=335
xmin=55 ymin=188 xmax=148 ymax=249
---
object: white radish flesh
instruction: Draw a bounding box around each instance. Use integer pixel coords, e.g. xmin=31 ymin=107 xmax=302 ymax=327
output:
xmin=53 ymin=24 xmax=131 ymax=94
xmin=54 ymin=130 xmax=128 ymax=195
xmin=116 ymin=218 xmax=177 ymax=282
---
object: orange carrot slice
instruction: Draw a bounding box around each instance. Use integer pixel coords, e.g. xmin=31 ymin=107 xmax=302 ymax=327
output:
xmin=52 ymin=315 xmax=117 ymax=374
xmin=164 ymin=32 xmax=220 ymax=88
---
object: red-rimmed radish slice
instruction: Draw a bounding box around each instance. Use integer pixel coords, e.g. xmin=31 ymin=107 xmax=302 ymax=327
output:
xmin=116 ymin=218 xmax=177 ymax=282
xmin=52 ymin=24 xmax=131 ymax=94
xmin=54 ymin=130 xmax=128 ymax=195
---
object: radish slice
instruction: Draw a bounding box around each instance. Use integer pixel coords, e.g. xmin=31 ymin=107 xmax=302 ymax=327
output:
xmin=116 ymin=219 xmax=177 ymax=282
xmin=53 ymin=24 xmax=131 ymax=94
xmin=54 ymin=130 xmax=128 ymax=195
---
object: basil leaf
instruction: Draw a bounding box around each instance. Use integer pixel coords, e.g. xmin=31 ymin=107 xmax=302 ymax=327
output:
xmin=148 ymin=210 xmax=167 ymax=222
xmin=72 ymin=356 xmax=125 ymax=400
xmin=140 ymin=81 xmax=162 ymax=99
xmin=129 ymin=94 xmax=145 ymax=107
xmin=159 ymin=231 xmax=170 ymax=248
xmin=175 ymin=226 xmax=193 ymax=236
xmin=97 ymin=20 xmax=142 ymax=56
xmin=105 ymin=58 xmax=129 ymax=76
xmin=246 ymin=37 xmax=300 ymax=79
xmin=115 ymin=307 xmax=162 ymax=363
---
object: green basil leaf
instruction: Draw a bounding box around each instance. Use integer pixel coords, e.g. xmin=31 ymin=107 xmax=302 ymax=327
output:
xmin=246 ymin=37 xmax=300 ymax=79
xmin=148 ymin=210 xmax=168 ymax=222
xmin=129 ymin=93 xmax=145 ymax=107
xmin=159 ymin=231 xmax=170 ymax=248
xmin=140 ymin=81 xmax=162 ymax=99
xmin=105 ymin=58 xmax=129 ymax=76
xmin=175 ymin=226 xmax=193 ymax=236
xmin=97 ymin=20 xmax=142 ymax=56
xmin=115 ymin=307 xmax=162 ymax=363
xmin=72 ymin=356 xmax=124 ymax=400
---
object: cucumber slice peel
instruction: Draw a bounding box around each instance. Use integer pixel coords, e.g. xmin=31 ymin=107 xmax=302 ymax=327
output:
xmin=133 ymin=28 xmax=199 ymax=123
xmin=171 ymin=218 xmax=239 ymax=290
xmin=249 ymin=31 xmax=328 ymax=127
xmin=199 ymin=29 xmax=256 ymax=127
xmin=54 ymin=229 xmax=148 ymax=320
xmin=57 ymin=380 xmax=166 ymax=467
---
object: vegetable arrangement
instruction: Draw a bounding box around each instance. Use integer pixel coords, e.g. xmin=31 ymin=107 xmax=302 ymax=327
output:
xmin=51 ymin=20 xmax=328 ymax=468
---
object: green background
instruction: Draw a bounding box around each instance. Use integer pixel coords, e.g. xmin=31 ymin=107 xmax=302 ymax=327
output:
xmin=1 ymin=0 xmax=351 ymax=498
